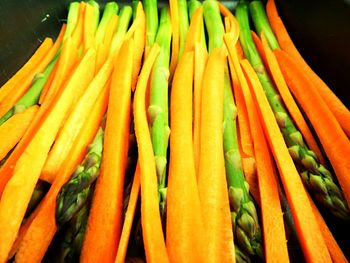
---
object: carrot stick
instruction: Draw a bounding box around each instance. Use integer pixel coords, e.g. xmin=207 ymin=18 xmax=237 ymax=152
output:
xmin=308 ymin=194 xmax=348 ymax=263
xmin=134 ymin=44 xmax=169 ymax=263
xmin=115 ymin=165 xmax=140 ymax=263
xmin=83 ymin=3 xmax=97 ymax=51
xmin=166 ymin=51 xmax=207 ymax=262
xmin=81 ymin=40 xmax=134 ymax=263
xmin=251 ymin=30 xmax=268 ymax=68
xmin=274 ymin=49 xmax=350 ymax=209
xmin=169 ymin=0 xmax=179 ymax=77
xmin=266 ymin=0 xmax=350 ymax=136
xmin=0 ymin=38 xmax=53 ymax=103
xmin=131 ymin=2 xmax=146 ymax=91
xmin=14 ymin=84 xmax=109 ymax=263
xmin=0 ymin=106 xmax=38 ymax=161
xmin=0 ymin=36 xmax=60 ymax=119
xmin=72 ymin=2 xmax=86 ymax=49
xmin=240 ymin=58 xmax=331 ymax=263
xmin=193 ymin=43 xmax=208 ymax=176
xmin=184 ymin=7 xmax=203 ymax=53
xmin=198 ymin=47 xmax=235 ymax=263
xmin=0 ymin=49 xmax=96 ymax=262
xmin=259 ymin=33 xmax=326 ymax=164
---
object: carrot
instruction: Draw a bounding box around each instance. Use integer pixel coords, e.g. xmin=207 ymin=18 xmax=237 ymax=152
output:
xmin=259 ymin=33 xmax=326 ymax=164
xmin=274 ymin=49 xmax=350 ymax=209
xmin=83 ymin=3 xmax=97 ymax=51
xmin=307 ymin=194 xmax=348 ymax=263
xmin=0 ymin=36 xmax=61 ymax=119
xmin=0 ymin=106 xmax=38 ymax=161
xmin=198 ymin=47 xmax=235 ymax=263
xmin=133 ymin=44 xmax=169 ymax=263
xmin=0 ymin=38 xmax=53 ymax=103
xmin=251 ymin=30 xmax=268 ymax=68
xmin=81 ymin=40 xmax=134 ymax=263
xmin=0 ymin=49 xmax=96 ymax=262
xmin=184 ymin=7 xmax=203 ymax=53
xmin=169 ymin=0 xmax=179 ymax=77
xmin=193 ymin=43 xmax=208 ymax=176
xmin=166 ymin=51 xmax=206 ymax=262
xmin=115 ymin=165 xmax=140 ymax=263
xmin=72 ymin=2 xmax=86 ymax=49
xmin=14 ymin=84 xmax=109 ymax=263
xmin=131 ymin=2 xmax=146 ymax=91
xmin=218 ymin=3 xmax=239 ymax=43
xmin=240 ymin=58 xmax=331 ymax=263
xmin=266 ymin=0 xmax=350 ymax=136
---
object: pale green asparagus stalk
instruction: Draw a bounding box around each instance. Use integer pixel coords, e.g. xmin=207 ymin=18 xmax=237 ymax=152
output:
xmin=203 ymin=0 xmax=263 ymax=257
xmin=95 ymin=2 xmax=119 ymax=44
xmin=236 ymin=0 xmax=350 ymax=219
xmin=148 ymin=7 xmax=172 ymax=220
xmin=143 ymin=0 xmax=159 ymax=47
xmin=110 ymin=6 xmax=133 ymax=55
xmin=177 ymin=0 xmax=189 ymax=59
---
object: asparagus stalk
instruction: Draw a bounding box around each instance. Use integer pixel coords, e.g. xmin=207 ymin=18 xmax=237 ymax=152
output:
xmin=143 ymin=0 xmax=159 ymax=47
xmin=236 ymin=1 xmax=350 ymax=219
xmin=110 ymin=6 xmax=133 ymax=54
xmin=187 ymin=0 xmax=207 ymax=50
xmin=56 ymin=129 xmax=104 ymax=227
xmin=203 ymin=0 xmax=262 ymax=257
xmin=177 ymin=0 xmax=189 ymax=59
xmin=87 ymin=1 xmax=100 ymax=34
xmin=148 ymin=7 xmax=172 ymax=220
xmin=95 ymin=2 xmax=119 ymax=44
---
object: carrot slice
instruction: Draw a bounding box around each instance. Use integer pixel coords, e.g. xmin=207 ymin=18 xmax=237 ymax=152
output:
xmin=240 ymin=58 xmax=331 ymax=263
xmin=251 ymin=30 xmax=268 ymax=68
xmin=14 ymin=84 xmax=109 ymax=263
xmin=193 ymin=43 xmax=208 ymax=176
xmin=0 ymin=38 xmax=53 ymax=104
xmin=184 ymin=7 xmax=203 ymax=53
xmin=41 ymin=57 xmax=113 ymax=183
xmin=274 ymin=49 xmax=350 ymax=209
xmin=198 ymin=47 xmax=235 ymax=262
xmin=258 ymin=33 xmax=326 ymax=164
xmin=169 ymin=0 xmax=179 ymax=77
xmin=83 ymin=3 xmax=97 ymax=51
xmin=0 ymin=106 xmax=38 ymax=161
xmin=0 ymin=49 xmax=96 ymax=262
xmin=115 ymin=165 xmax=140 ymax=263
xmin=166 ymin=51 xmax=207 ymax=262
xmin=134 ymin=44 xmax=169 ymax=263
xmin=266 ymin=0 xmax=350 ymax=136
xmin=72 ymin=2 xmax=86 ymax=49
xmin=81 ymin=39 xmax=134 ymax=263
xmin=131 ymin=2 xmax=146 ymax=91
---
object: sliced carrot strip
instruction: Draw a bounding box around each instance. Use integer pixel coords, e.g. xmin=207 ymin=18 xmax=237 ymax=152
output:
xmin=14 ymin=84 xmax=109 ymax=263
xmin=198 ymin=47 xmax=235 ymax=262
xmin=267 ymin=0 xmax=350 ymax=136
xmin=83 ymin=3 xmax=97 ymax=51
xmin=0 ymin=106 xmax=38 ymax=161
xmin=71 ymin=2 xmax=86 ymax=49
xmin=184 ymin=7 xmax=203 ymax=53
xmin=115 ymin=165 xmax=140 ymax=263
xmin=240 ymin=57 xmax=331 ymax=263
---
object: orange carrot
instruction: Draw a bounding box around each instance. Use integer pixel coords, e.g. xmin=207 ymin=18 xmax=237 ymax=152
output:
xmin=266 ymin=0 xmax=350 ymax=136
xmin=81 ymin=40 xmax=134 ymax=263
xmin=134 ymin=44 xmax=169 ymax=263
xmin=131 ymin=2 xmax=146 ymax=91
xmin=0 ymin=49 xmax=96 ymax=262
xmin=240 ymin=58 xmax=331 ymax=263
xmin=259 ymin=33 xmax=326 ymax=164
xmin=115 ymin=165 xmax=140 ymax=263
xmin=0 ymin=106 xmax=38 ymax=161
xmin=72 ymin=2 xmax=86 ymax=49
xmin=275 ymin=49 xmax=350 ymax=209
xmin=307 ymin=194 xmax=348 ymax=263
xmin=83 ymin=3 xmax=97 ymax=51
xmin=14 ymin=84 xmax=109 ymax=263
xmin=0 ymin=38 xmax=53 ymax=103
xmin=166 ymin=51 xmax=206 ymax=262
xmin=198 ymin=47 xmax=235 ymax=263
xmin=169 ymin=0 xmax=179 ymax=77
xmin=251 ymin=30 xmax=268 ymax=68
xmin=184 ymin=7 xmax=203 ymax=53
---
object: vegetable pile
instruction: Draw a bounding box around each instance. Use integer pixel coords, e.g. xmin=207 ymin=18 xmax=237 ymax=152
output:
xmin=0 ymin=0 xmax=349 ymax=262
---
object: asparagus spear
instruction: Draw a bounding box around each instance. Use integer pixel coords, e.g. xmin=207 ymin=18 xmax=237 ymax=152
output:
xmin=0 ymin=3 xmax=81 ymax=126
xmin=187 ymin=0 xmax=207 ymax=50
xmin=203 ymin=0 xmax=262 ymax=257
xmin=95 ymin=2 xmax=119 ymax=45
xmin=56 ymin=129 xmax=104 ymax=227
xmin=236 ymin=1 xmax=350 ymax=219
xmin=148 ymin=7 xmax=172 ymax=220
xmin=177 ymin=0 xmax=189 ymax=59
xmin=143 ymin=0 xmax=159 ymax=47
xmin=110 ymin=6 xmax=133 ymax=54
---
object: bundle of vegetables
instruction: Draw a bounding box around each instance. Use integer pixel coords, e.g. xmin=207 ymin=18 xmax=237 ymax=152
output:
xmin=0 ymin=0 xmax=349 ymax=262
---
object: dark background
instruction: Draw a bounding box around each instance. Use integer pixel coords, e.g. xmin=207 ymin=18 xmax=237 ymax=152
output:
xmin=0 ymin=0 xmax=349 ymax=261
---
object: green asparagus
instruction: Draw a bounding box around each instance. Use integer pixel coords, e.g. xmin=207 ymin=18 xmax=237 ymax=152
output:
xmin=177 ymin=0 xmax=189 ymax=59
xmin=110 ymin=6 xmax=133 ymax=54
xmin=56 ymin=129 xmax=104 ymax=227
xmin=203 ymin=0 xmax=262 ymax=257
xmin=148 ymin=6 xmax=172 ymax=220
xmin=143 ymin=0 xmax=159 ymax=47
xmin=236 ymin=0 xmax=350 ymax=219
